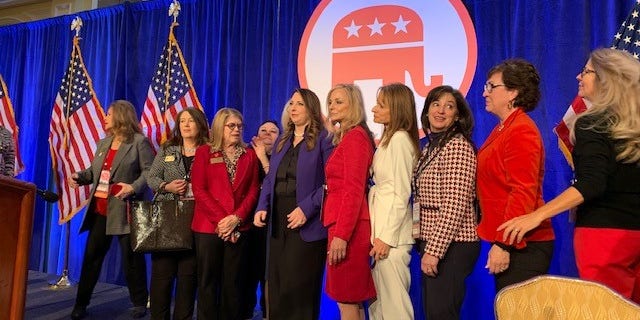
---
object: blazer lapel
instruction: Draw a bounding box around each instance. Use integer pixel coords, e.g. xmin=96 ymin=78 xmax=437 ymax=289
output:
xmin=110 ymin=140 xmax=133 ymax=177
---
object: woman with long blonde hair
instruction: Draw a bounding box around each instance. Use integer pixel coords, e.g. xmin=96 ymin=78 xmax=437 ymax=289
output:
xmin=499 ymin=48 xmax=640 ymax=302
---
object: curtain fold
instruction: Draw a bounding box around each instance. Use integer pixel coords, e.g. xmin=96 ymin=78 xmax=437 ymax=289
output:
xmin=0 ymin=0 xmax=635 ymax=318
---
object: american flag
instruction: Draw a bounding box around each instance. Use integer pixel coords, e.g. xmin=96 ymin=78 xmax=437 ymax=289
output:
xmin=554 ymin=0 xmax=640 ymax=167
xmin=0 ymin=74 xmax=24 ymax=175
xmin=141 ymin=24 xmax=202 ymax=150
xmin=49 ymin=37 xmax=105 ymax=223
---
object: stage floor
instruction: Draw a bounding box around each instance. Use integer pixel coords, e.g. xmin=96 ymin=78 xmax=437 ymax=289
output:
xmin=25 ymin=271 xmax=265 ymax=320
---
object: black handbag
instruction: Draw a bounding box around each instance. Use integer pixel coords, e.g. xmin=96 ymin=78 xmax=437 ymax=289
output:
xmin=130 ymin=198 xmax=195 ymax=253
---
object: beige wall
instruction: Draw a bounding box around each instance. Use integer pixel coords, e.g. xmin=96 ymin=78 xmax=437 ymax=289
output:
xmin=0 ymin=0 xmax=127 ymax=26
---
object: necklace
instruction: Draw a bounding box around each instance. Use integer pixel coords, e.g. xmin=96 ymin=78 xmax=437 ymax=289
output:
xmin=293 ymin=131 xmax=304 ymax=137
xmin=183 ymin=145 xmax=197 ymax=153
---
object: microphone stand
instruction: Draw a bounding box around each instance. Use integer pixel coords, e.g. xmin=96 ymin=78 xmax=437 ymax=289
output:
xmin=49 ymin=221 xmax=74 ymax=289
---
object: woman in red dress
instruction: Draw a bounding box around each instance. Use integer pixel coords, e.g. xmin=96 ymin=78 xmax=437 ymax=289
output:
xmin=323 ymin=84 xmax=376 ymax=320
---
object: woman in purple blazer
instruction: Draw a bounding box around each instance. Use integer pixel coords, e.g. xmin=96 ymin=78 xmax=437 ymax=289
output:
xmin=253 ymin=88 xmax=334 ymax=320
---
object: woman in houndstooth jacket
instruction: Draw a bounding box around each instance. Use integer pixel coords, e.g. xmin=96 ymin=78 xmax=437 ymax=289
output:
xmin=414 ymin=86 xmax=480 ymax=320
xmin=145 ymin=107 xmax=209 ymax=320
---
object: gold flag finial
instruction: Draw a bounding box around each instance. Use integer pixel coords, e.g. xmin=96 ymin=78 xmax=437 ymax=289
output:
xmin=169 ymin=0 xmax=181 ymax=24
xmin=70 ymin=16 xmax=83 ymax=37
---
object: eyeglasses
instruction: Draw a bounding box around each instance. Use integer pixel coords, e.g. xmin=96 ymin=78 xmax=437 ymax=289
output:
xmin=484 ymin=82 xmax=506 ymax=93
xmin=580 ymin=67 xmax=597 ymax=77
xmin=225 ymin=123 xmax=244 ymax=130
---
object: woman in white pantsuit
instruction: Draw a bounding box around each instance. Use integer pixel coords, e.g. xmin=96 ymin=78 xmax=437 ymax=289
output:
xmin=368 ymin=83 xmax=420 ymax=319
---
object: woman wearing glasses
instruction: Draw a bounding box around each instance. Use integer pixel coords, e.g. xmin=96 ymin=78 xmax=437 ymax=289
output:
xmin=145 ymin=107 xmax=209 ymax=320
xmin=499 ymin=49 xmax=640 ymax=303
xmin=191 ymin=108 xmax=260 ymax=319
xmin=476 ymin=59 xmax=554 ymax=292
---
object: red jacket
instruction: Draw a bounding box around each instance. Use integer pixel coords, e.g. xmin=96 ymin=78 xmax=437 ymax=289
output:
xmin=191 ymin=145 xmax=259 ymax=234
xmin=322 ymin=126 xmax=374 ymax=242
xmin=476 ymin=108 xmax=554 ymax=248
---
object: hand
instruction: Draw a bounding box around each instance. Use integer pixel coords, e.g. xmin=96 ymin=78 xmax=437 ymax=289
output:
xmin=164 ymin=179 xmax=187 ymax=195
xmin=421 ymin=253 xmax=440 ymax=277
xmin=286 ymin=207 xmax=307 ymax=229
xmin=497 ymin=212 xmax=543 ymax=244
xmin=251 ymin=136 xmax=266 ymax=158
xmin=113 ymin=183 xmax=134 ymax=200
xmin=217 ymin=215 xmax=241 ymax=239
xmin=486 ymin=244 xmax=510 ymax=274
xmin=254 ymin=210 xmax=267 ymax=227
xmin=328 ymin=236 xmax=347 ymax=266
xmin=68 ymin=173 xmax=80 ymax=188
xmin=369 ymin=238 xmax=390 ymax=262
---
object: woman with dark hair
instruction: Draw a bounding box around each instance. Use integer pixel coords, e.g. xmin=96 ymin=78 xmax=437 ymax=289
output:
xmin=69 ymin=100 xmax=154 ymax=320
xmin=367 ymin=83 xmax=419 ymax=319
xmin=499 ymin=48 xmax=640 ymax=302
xmin=476 ymin=59 xmax=554 ymax=292
xmin=241 ymin=119 xmax=279 ymax=319
xmin=253 ymin=89 xmax=332 ymax=320
xmin=145 ymin=107 xmax=209 ymax=320
xmin=323 ymin=84 xmax=376 ymax=320
xmin=191 ymin=107 xmax=260 ymax=320
xmin=414 ymin=85 xmax=479 ymax=319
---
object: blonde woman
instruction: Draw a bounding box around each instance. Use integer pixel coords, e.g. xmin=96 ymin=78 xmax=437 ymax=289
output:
xmin=191 ymin=108 xmax=260 ymax=319
xmin=323 ymin=84 xmax=376 ymax=320
xmin=368 ymin=83 xmax=419 ymax=319
xmin=500 ymin=48 xmax=640 ymax=302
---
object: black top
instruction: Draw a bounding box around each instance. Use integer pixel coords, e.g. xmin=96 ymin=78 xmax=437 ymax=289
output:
xmin=274 ymin=141 xmax=301 ymax=198
xmin=572 ymin=115 xmax=640 ymax=229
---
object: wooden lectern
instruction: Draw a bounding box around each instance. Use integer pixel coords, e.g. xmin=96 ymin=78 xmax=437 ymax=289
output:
xmin=0 ymin=176 xmax=35 ymax=320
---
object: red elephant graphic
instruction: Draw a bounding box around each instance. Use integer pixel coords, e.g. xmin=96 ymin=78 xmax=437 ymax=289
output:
xmin=332 ymin=5 xmax=443 ymax=96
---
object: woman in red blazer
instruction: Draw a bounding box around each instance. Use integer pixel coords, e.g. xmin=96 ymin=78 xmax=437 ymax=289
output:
xmin=476 ymin=59 xmax=554 ymax=292
xmin=323 ymin=84 xmax=376 ymax=320
xmin=191 ymin=108 xmax=260 ymax=320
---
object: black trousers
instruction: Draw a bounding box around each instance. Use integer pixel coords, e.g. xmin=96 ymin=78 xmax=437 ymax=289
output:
xmin=150 ymin=249 xmax=197 ymax=320
xmin=421 ymin=241 xmax=480 ymax=320
xmin=267 ymin=228 xmax=326 ymax=320
xmin=194 ymin=231 xmax=247 ymax=320
xmin=240 ymin=226 xmax=267 ymax=318
xmin=494 ymin=240 xmax=554 ymax=292
xmin=75 ymin=213 xmax=148 ymax=308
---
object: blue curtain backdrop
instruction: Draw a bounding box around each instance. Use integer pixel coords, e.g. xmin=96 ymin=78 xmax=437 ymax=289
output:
xmin=0 ymin=0 xmax=634 ymax=319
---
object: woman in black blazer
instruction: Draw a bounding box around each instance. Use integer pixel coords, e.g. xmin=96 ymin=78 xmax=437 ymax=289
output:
xmin=69 ymin=100 xmax=154 ymax=320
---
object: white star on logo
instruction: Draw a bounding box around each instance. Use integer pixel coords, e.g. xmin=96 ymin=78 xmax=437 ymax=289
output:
xmin=391 ymin=15 xmax=411 ymax=34
xmin=344 ymin=20 xmax=361 ymax=38
xmin=368 ymin=18 xmax=385 ymax=36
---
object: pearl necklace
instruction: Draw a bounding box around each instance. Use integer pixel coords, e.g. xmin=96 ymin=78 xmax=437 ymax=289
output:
xmin=294 ymin=131 xmax=304 ymax=137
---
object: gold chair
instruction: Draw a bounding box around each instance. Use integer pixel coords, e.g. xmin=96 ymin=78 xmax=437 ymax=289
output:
xmin=495 ymin=275 xmax=640 ymax=320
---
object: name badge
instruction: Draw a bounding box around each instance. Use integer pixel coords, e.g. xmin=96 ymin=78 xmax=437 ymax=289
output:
xmin=164 ymin=155 xmax=176 ymax=162
xmin=210 ymin=157 xmax=223 ymax=164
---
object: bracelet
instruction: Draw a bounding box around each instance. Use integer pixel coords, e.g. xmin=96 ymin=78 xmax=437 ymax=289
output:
xmin=492 ymin=242 xmax=513 ymax=252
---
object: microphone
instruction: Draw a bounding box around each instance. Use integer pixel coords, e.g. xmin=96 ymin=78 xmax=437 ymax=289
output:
xmin=37 ymin=189 xmax=59 ymax=203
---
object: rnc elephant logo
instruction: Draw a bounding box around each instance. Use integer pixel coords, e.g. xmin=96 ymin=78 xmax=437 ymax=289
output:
xmin=299 ymin=0 xmax=477 ymax=138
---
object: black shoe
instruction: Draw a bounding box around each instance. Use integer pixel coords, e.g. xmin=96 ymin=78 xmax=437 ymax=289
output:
xmin=70 ymin=305 xmax=87 ymax=320
xmin=131 ymin=306 xmax=147 ymax=318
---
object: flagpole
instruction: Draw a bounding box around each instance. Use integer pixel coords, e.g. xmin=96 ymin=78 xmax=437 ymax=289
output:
xmin=49 ymin=16 xmax=84 ymax=290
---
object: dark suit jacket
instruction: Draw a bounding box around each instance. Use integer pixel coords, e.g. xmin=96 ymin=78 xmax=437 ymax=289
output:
xmin=256 ymin=129 xmax=334 ymax=242
xmin=76 ymin=133 xmax=155 ymax=235
xmin=476 ymin=108 xmax=554 ymax=248
xmin=191 ymin=145 xmax=259 ymax=233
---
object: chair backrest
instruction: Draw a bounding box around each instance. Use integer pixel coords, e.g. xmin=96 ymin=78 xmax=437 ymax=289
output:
xmin=495 ymin=275 xmax=640 ymax=320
